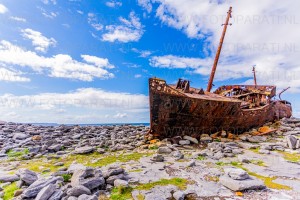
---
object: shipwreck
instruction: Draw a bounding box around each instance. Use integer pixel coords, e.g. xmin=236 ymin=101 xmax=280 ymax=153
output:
xmin=149 ymin=7 xmax=292 ymax=139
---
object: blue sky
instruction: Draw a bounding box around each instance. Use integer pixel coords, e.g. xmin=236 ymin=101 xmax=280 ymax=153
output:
xmin=0 ymin=0 xmax=299 ymax=123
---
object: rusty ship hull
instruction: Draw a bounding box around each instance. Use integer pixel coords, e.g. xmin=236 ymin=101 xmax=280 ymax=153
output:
xmin=149 ymin=78 xmax=292 ymax=138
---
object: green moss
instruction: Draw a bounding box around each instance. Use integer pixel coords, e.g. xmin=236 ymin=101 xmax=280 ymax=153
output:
xmin=7 ymin=148 xmax=29 ymax=158
xmin=61 ymin=174 xmax=72 ymax=182
xmin=110 ymin=178 xmax=190 ymax=200
xmin=136 ymin=193 xmax=145 ymax=200
xmin=149 ymin=145 xmax=158 ymax=150
xmin=250 ymin=147 xmax=260 ymax=154
xmin=233 ymin=165 xmax=291 ymax=190
xmin=230 ymin=161 xmax=240 ymax=166
xmin=247 ymin=171 xmax=291 ymax=190
xmin=17 ymin=152 xmax=152 ymax=173
xmin=136 ymin=178 xmax=188 ymax=191
xmin=110 ymin=186 xmax=133 ymax=200
xmin=204 ymin=175 xmax=219 ymax=182
xmin=215 ymin=161 xmax=225 ymax=166
xmin=128 ymin=169 xmax=143 ymax=173
xmin=279 ymin=152 xmax=300 ymax=162
xmin=197 ymin=155 xmax=206 ymax=161
xmin=250 ymin=160 xmax=266 ymax=166
xmin=3 ymin=182 xmax=18 ymax=200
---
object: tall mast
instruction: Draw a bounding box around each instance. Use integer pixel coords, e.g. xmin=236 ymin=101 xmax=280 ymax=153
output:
xmin=206 ymin=7 xmax=232 ymax=92
xmin=252 ymin=65 xmax=257 ymax=87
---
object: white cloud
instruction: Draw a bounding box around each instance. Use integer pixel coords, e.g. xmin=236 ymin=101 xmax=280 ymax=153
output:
xmin=102 ymin=12 xmax=144 ymax=43
xmin=0 ymin=68 xmax=30 ymax=82
xmin=21 ymin=28 xmax=56 ymax=53
xmin=81 ymin=55 xmax=115 ymax=69
xmin=38 ymin=7 xmax=58 ymax=19
xmin=134 ymin=74 xmax=142 ymax=78
xmin=0 ymin=88 xmax=149 ymax=123
xmin=10 ymin=16 xmax=26 ymax=22
xmin=88 ymin=13 xmax=103 ymax=31
xmin=144 ymin=0 xmax=300 ymax=92
xmin=132 ymin=48 xmax=152 ymax=57
xmin=0 ymin=4 xmax=8 ymax=14
xmin=137 ymin=0 xmax=152 ymax=13
xmin=105 ymin=1 xmax=122 ymax=8
xmin=0 ymin=40 xmax=114 ymax=81
xmin=77 ymin=10 xmax=84 ymax=15
xmin=42 ymin=0 xmax=57 ymax=5
xmin=113 ymin=113 xmax=128 ymax=118
xmin=150 ymin=55 xmax=212 ymax=69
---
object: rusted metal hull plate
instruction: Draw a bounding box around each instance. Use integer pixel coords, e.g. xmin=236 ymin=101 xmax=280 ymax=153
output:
xmin=149 ymin=78 xmax=292 ymax=138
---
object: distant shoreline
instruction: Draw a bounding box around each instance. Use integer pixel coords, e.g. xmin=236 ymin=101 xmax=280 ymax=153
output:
xmin=26 ymin=122 xmax=150 ymax=127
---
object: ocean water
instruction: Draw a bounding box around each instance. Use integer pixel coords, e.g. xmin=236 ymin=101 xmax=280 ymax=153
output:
xmin=31 ymin=123 xmax=150 ymax=127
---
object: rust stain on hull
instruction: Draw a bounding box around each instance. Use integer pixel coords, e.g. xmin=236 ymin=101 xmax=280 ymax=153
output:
xmin=149 ymin=78 xmax=292 ymax=139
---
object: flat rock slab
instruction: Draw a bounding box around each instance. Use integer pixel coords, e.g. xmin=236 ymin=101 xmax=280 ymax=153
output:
xmin=74 ymin=147 xmax=94 ymax=154
xmin=219 ymin=175 xmax=265 ymax=191
xmin=132 ymin=185 xmax=177 ymax=200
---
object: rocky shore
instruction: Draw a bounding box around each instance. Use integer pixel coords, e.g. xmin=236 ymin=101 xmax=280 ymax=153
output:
xmin=0 ymin=118 xmax=299 ymax=199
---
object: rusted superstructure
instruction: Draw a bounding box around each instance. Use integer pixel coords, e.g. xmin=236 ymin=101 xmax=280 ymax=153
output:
xmin=148 ymin=7 xmax=292 ymax=139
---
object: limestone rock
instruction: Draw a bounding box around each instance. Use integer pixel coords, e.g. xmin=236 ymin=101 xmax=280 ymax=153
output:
xmin=151 ymin=154 xmax=164 ymax=162
xmin=114 ymin=179 xmax=128 ymax=187
xmin=286 ymin=135 xmax=298 ymax=149
xmin=0 ymin=174 xmax=19 ymax=182
xmin=78 ymin=194 xmax=98 ymax=200
xmin=179 ymin=140 xmax=190 ymax=145
xmin=17 ymin=168 xmax=38 ymax=185
xmin=35 ymin=183 xmax=56 ymax=200
xmin=73 ymin=146 xmax=94 ymax=154
xmin=157 ymin=147 xmax=172 ymax=154
xmin=22 ymin=176 xmax=62 ymax=198
xmin=224 ymin=168 xmax=249 ymax=180
xmin=183 ymin=136 xmax=199 ymax=144
xmin=67 ymin=185 xmax=91 ymax=197
xmin=219 ymin=175 xmax=265 ymax=191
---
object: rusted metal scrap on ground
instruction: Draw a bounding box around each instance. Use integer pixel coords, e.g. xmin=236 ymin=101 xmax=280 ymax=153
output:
xmin=148 ymin=7 xmax=292 ymax=139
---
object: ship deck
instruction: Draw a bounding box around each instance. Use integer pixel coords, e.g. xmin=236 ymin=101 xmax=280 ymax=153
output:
xmin=169 ymin=85 xmax=241 ymax=103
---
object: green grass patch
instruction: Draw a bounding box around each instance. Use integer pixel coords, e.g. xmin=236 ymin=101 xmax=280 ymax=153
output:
xmin=7 ymin=148 xmax=29 ymax=158
xmin=149 ymin=145 xmax=158 ymax=150
xmin=3 ymin=182 xmax=18 ymax=200
xmin=136 ymin=178 xmax=188 ymax=191
xmin=110 ymin=186 xmax=134 ymax=200
xmin=279 ymin=152 xmax=300 ymax=162
xmin=128 ymin=169 xmax=143 ymax=173
xmin=110 ymin=178 xmax=189 ymax=200
xmin=230 ymin=161 xmax=240 ymax=166
xmin=231 ymin=164 xmax=291 ymax=190
xmin=61 ymin=174 xmax=72 ymax=182
xmin=247 ymin=171 xmax=291 ymax=190
xmin=250 ymin=147 xmax=260 ymax=154
xmin=250 ymin=160 xmax=266 ymax=166
xmin=17 ymin=152 xmax=152 ymax=173
xmin=216 ymin=161 xmax=226 ymax=166
xmin=197 ymin=155 xmax=206 ymax=161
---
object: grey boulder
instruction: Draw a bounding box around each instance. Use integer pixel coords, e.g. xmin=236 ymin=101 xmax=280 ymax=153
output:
xmin=286 ymin=135 xmax=298 ymax=149
xmin=78 ymin=194 xmax=98 ymax=200
xmin=22 ymin=176 xmax=62 ymax=198
xmin=183 ymin=136 xmax=199 ymax=144
xmin=0 ymin=174 xmax=19 ymax=182
xmin=35 ymin=184 xmax=56 ymax=200
xmin=157 ymin=147 xmax=172 ymax=154
xmin=71 ymin=168 xmax=105 ymax=190
xmin=67 ymin=185 xmax=91 ymax=197
xmin=224 ymin=168 xmax=250 ymax=180
xmin=17 ymin=168 xmax=38 ymax=185
xmin=48 ymin=189 xmax=64 ymax=200
xmin=219 ymin=175 xmax=265 ymax=191
xmin=73 ymin=147 xmax=94 ymax=154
